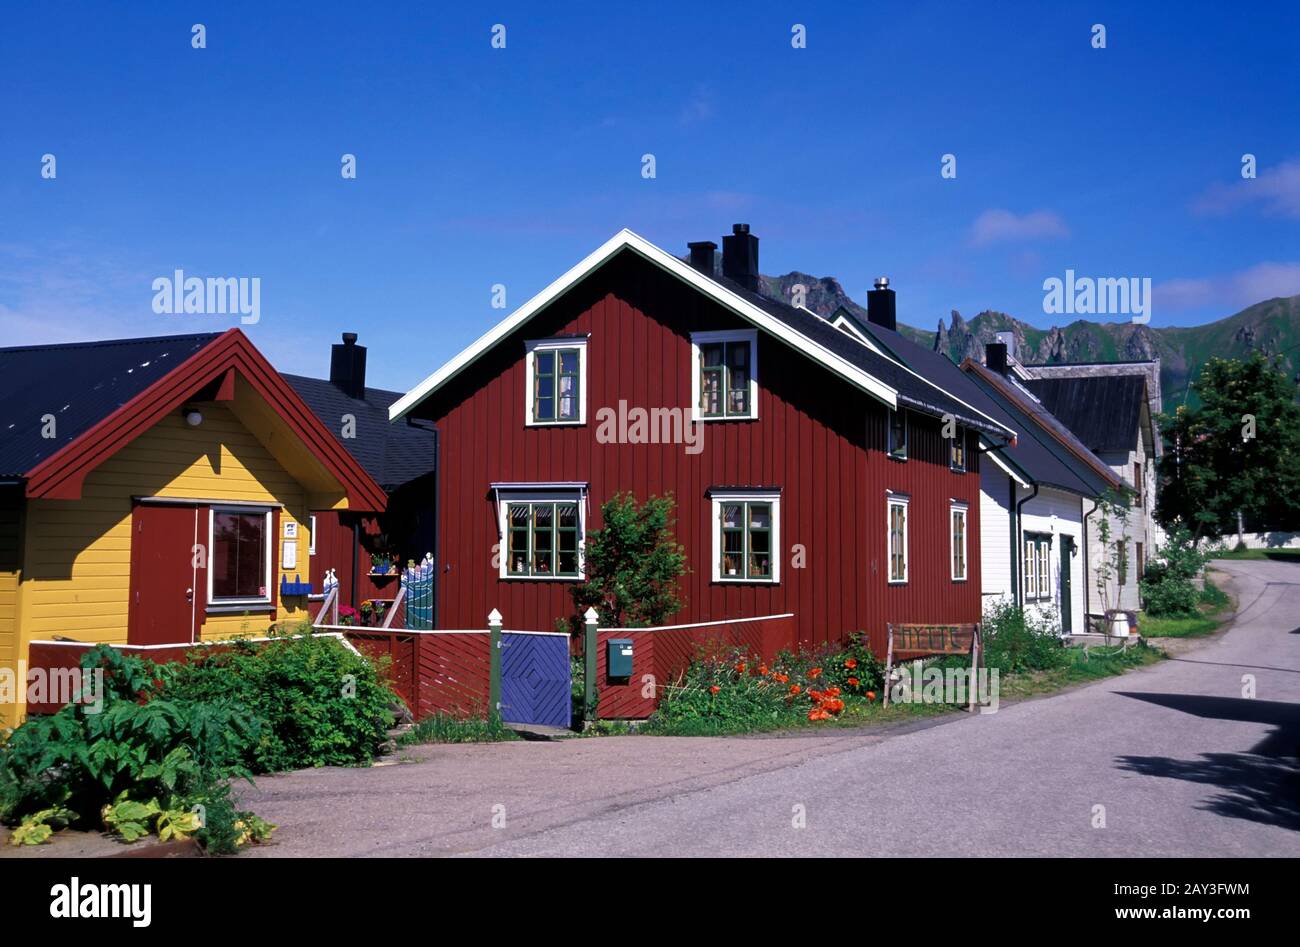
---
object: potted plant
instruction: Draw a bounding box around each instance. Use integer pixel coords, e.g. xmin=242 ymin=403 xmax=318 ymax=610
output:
xmin=338 ymin=605 xmax=360 ymax=627
xmin=360 ymin=599 xmax=388 ymax=627
xmin=370 ymin=553 xmax=395 ymax=575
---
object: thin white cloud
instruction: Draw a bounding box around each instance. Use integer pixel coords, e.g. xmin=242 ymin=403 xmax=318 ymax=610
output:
xmin=1192 ymin=160 xmax=1300 ymax=219
xmin=1153 ymin=261 xmax=1300 ymax=311
xmin=968 ymin=209 xmax=1069 ymax=247
xmin=679 ymin=84 xmax=716 ymax=125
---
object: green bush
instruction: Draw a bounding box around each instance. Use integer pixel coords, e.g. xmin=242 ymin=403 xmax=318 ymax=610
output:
xmin=980 ymin=601 xmax=1068 ymax=673
xmin=165 ymin=630 xmax=397 ymax=772
xmin=0 ymin=646 xmax=261 ymax=848
xmin=1139 ymin=526 xmax=1209 ymax=617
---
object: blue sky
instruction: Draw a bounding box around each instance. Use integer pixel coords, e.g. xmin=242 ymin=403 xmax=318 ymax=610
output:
xmin=2 ymin=1 xmax=1298 ymax=391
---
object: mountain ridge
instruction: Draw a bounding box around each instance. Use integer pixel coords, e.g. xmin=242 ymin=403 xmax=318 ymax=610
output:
xmin=755 ymin=271 xmax=1300 ymax=410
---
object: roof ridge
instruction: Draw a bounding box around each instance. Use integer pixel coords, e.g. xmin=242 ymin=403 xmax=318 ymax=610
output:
xmin=0 ymin=332 xmax=222 ymax=355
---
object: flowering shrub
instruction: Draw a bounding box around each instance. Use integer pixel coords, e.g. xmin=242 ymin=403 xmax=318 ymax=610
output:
xmin=643 ymin=632 xmax=886 ymax=735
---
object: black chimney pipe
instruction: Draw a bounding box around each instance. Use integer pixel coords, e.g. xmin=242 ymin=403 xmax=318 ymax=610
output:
xmin=866 ymin=277 xmax=896 ymax=332
xmin=721 ymin=224 xmax=759 ymax=291
xmin=687 ymin=240 xmax=717 ymax=275
xmin=330 ymin=332 xmax=367 ymax=400
xmin=985 ymin=342 xmax=1009 ymax=376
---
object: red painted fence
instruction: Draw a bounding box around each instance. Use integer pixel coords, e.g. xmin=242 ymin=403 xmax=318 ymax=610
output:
xmin=594 ymin=613 xmax=795 ymax=719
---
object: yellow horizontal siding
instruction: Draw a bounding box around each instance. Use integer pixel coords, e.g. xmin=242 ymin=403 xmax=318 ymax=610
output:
xmin=0 ymin=503 xmax=21 ymax=729
xmin=20 ymin=404 xmax=313 ymax=649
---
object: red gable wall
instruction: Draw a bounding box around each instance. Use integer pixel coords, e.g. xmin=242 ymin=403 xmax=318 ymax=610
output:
xmin=421 ymin=252 xmax=980 ymax=656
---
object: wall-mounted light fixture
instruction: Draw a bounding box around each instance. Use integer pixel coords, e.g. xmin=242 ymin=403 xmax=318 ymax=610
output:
xmin=184 ymin=409 xmax=203 ymax=427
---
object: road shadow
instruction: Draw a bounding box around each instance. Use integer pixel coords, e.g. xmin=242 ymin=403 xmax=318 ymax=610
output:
xmin=1114 ymin=691 xmax=1300 ymax=831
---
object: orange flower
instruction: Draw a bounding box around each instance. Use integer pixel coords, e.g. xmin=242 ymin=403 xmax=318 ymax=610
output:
xmin=807 ymin=708 xmax=831 ymax=721
xmin=844 ymin=658 xmax=858 ymax=670
xmin=866 ymin=690 xmax=877 ymax=701
xmin=808 ymin=667 xmax=823 ymax=679
xmin=825 ymin=686 xmax=841 ymax=698
xmin=824 ymin=698 xmax=845 ymax=714
xmin=734 ymin=662 xmax=747 ymax=674
xmin=709 ymin=685 xmax=721 ymax=695
xmin=788 ymin=684 xmax=801 ymax=695
xmin=847 ymin=677 xmax=860 ymax=687
xmin=758 ymin=665 xmax=769 ymax=676
xmin=773 ymin=672 xmax=789 ymax=684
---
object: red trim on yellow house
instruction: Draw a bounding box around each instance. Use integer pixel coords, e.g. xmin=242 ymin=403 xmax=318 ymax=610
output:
xmin=23 ymin=329 xmax=387 ymax=511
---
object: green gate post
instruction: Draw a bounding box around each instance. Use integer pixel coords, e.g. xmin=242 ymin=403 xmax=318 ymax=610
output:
xmin=583 ymin=607 xmax=599 ymax=726
xmin=488 ymin=608 xmax=503 ymax=722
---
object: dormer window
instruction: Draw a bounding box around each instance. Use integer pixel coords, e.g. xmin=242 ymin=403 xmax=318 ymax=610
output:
xmin=691 ymin=330 xmax=757 ymax=421
xmin=888 ymin=409 xmax=908 ymax=459
xmin=525 ymin=338 xmax=587 ymax=425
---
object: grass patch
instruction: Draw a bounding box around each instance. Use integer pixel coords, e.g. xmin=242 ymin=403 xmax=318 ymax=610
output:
xmin=1208 ymin=547 xmax=1300 ymax=562
xmin=1139 ymin=575 xmax=1233 ymax=639
xmin=397 ymin=713 xmax=519 ymax=746
xmin=997 ymin=641 xmax=1162 ymax=698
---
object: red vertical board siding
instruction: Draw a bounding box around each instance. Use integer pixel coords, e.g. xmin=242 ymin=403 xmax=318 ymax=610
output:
xmin=422 ymin=253 xmax=982 ymax=659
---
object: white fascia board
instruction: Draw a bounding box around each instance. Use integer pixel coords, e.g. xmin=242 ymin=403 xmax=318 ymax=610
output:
xmin=390 ymin=229 xmax=899 ymax=421
xmin=981 ymin=437 xmax=1032 ymax=487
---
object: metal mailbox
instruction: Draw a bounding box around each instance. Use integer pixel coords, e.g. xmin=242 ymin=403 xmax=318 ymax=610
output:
xmin=607 ymin=638 xmax=634 ymax=679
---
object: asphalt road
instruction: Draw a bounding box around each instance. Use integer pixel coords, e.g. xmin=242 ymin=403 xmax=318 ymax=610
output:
xmin=238 ymin=558 xmax=1300 ymax=857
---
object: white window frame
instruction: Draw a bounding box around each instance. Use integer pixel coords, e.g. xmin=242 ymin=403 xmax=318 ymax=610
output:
xmin=1024 ymin=533 xmax=1052 ymax=603
xmin=524 ymin=338 xmax=588 ymax=426
xmin=207 ymin=506 xmax=274 ymax=607
xmin=950 ymin=503 xmax=968 ymax=581
xmin=497 ymin=490 xmax=586 ymax=580
xmin=308 ymin=514 xmax=317 ymax=556
xmin=710 ymin=490 xmax=780 ymax=583
xmin=690 ymin=329 xmax=759 ymax=422
xmin=886 ymin=494 xmax=909 ymax=584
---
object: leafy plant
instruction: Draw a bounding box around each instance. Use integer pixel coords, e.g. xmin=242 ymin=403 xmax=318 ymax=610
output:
xmin=8 ymin=806 xmax=75 ymax=846
xmin=165 ymin=630 xmax=396 ymax=772
xmin=1139 ymin=525 xmax=1210 ymax=617
xmin=570 ymin=492 xmax=688 ymax=629
xmin=102 ymin=794 xmax=161 ymax=842
xmin=980 ymin=601 xmax=1069 ymax=674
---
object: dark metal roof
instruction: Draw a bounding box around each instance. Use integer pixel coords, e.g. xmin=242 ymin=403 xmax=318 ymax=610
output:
xmin=707 ymin=273 xmax=1013 ymax=440
xmin=1023 ymin=375 xmax=1147 ymax=454
xmin=853 ymin=321 xmax=1111 ymax=496
xmin=282 ymin=374 xmax=435 ymax=491
xmin=0 ymin=333 xmax=222 ymax=478
xmin=962 ymin=364 xmax=1124 ymax=497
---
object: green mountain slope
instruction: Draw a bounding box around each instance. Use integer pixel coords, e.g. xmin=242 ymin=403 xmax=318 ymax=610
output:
xmin=758 ymin=271 xmax=1300 ymax=409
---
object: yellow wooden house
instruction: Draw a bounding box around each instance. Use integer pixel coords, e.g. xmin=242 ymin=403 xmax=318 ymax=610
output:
xmin=0 ymin=330 xmax=387 ymax=727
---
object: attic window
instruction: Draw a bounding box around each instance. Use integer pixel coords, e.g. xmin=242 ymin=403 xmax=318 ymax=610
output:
xmin=888 ymin=409 xmax=908 ymax=460
xmin=525 ymin=339 xmax=587 ymax=426
xmin=949 ymin=426 xmax=966 ymax=472
xmin=691 ymin=330 xmax=758 ymax=421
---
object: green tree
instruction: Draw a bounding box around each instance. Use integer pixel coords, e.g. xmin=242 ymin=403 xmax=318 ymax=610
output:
xmin=570 ymin=492 xmax=688 ymax=628
xmin=1158 ymin=354 xmax=1300 ymax=536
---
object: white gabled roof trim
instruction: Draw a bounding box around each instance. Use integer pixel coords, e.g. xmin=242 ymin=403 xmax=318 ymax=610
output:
xmin=980 ymin=436 xmax=1031 ymax=487
xmin=390 ymin=229 xmax=899 ymax=421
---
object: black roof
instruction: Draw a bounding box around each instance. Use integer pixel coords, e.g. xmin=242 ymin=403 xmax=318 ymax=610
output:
xmin=707 ymin=274 xmax=1013 ymax=440
xmin=1023 ymin=375 xmax=1147 ymax=454
xmin=282 ymin=374 xmax=435 ymax=491
xmin=962 ymin=366 xmax=1122 ymax=497
xmin=0 ymin=333 xmax=221 ymax=479
xmin=851 ymin=320 xmax=1112 ymax=495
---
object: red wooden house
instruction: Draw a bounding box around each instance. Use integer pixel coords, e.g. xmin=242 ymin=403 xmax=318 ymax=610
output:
xmin=390 ymin=227 xmax=1016 ymax=656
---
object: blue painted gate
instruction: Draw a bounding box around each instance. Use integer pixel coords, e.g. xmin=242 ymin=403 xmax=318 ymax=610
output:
xmin=499 ymin=631 xmax=571 ymax=728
